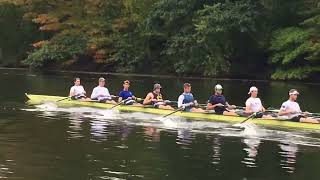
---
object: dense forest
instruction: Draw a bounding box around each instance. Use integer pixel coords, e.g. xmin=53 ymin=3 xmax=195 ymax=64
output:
xmin=0 ymin=0 xmax=319 ymax=80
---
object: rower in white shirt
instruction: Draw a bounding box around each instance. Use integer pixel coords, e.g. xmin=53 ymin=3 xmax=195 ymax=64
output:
xmin=69 ymin=77 xmax=90 ymax=101
xmin=90 ymin=77 xmax=117 ymax=104
xmin=245 ymin=86 xmax=272 ymax=118
xmin=278 ymin=89 xmax=319 ymax=123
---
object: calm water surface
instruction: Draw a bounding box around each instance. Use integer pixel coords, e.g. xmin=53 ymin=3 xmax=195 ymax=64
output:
xmin=1 ymin=69 xmax=320 ymax=180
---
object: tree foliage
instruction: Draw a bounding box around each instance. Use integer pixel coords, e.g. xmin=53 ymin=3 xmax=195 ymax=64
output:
xmin=269 ymin=2 xmax=320 ymax=79
xmin=0 ymin=0 xmax=319 ymax=80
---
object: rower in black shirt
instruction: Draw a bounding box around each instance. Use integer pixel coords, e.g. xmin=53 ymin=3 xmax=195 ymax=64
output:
xmin=206 ymin=84 xmax=238 ymax=116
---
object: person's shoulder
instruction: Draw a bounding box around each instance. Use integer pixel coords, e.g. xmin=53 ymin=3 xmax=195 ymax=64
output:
xmin=92 ymin=86 xmax=99 ymax=90
xmin=282 ymin=100 xmax=290 ymax=104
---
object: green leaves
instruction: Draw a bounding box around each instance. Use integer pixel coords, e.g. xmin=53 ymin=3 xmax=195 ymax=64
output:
xmin=1 ymin=0 xmax=320 ymax=80
xmin=24 ymin=31 xmax=88 ymax=67
xmin=269 ymin=6 xmax=320 ymax=80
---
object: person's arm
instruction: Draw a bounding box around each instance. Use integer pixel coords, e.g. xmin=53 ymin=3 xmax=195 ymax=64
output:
xmin=91 ymin=88 xmax=97 ymax=99
xmin=261 ymin=106 xmax=266 ymax=112
xmin=278 ymin=103 xmax=292 ymax=116
xmin=69 ymin=87 xmax=75 ymax=97
xmin=207 ymin=103 xmax=223 ymax=110
xmin=178 ymin=95 xmax=194 ymax=108
xmin=245 ymin=99 xmax=252 ymax=113
xmin=105 ymin=89 xmax=112 ymax=100
xmin=177 ymin=95 xmax=184 ymax=108
xmin=81 ymin=86 xmax=86 ymax=95
xmin=143 ymin=93 xmax=153 ymax=105
xmin=118 ymin=92 xmax=123 ymax=102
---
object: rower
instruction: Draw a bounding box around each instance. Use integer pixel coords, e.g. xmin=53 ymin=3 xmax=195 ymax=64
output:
xmin=90 ymin=77 xmax=117 ymax=104
xmin=178 ymin=83 xmax=205 ymax=112
xmin=278 ymin=89 xmax=319 ymax=123
xmin=245 ymin=86 xmax=272 ymax=118
xmin=143 ymin=83 xmax=174 ymax=110
xmin=118 ymin=80 xmax=142 ymax=106
xmin=206 ymin=84 xmax=238 ymax=116
xmin=69 ymin=77 xmax=90 ymax=101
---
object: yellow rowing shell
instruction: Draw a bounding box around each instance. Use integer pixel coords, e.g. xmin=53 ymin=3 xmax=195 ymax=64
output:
xmin=25 ymin=93 xmax=320 ymax=131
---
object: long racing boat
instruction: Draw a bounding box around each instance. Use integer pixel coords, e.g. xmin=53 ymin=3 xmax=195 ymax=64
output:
xmin=25 ymin=93 xmax=320 ymax=131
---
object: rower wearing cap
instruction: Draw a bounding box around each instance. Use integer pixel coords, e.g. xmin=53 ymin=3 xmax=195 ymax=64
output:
xmin=90 ymin=77 xmax=117 ymax=104
xmin=178 ymin=83 xmax=205 ymax=112
xmin=118 ymin=80 xmax=142 ymax=106
xmin=245 ymin=86 xmax=271 ymax=118
xmin=278 ymin=89 xmax=319 ymax=123
xmin=143 ymin=83 xmax=174 ymax=110
xmin=69 ymin=77 xmax=90 ymax=101
xmin=206 ymin=84 xmax=237 ymax=116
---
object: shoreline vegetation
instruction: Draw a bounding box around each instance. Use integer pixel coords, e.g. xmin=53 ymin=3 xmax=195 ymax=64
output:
xmin=0 ymin=0 xmax=319 ymax=80
xmin=4 ymin=67 xmax=320 ymax=85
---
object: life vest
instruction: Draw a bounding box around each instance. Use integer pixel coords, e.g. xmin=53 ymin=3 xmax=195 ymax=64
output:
xmin=182 ymin=93 xmax=194 ymax=104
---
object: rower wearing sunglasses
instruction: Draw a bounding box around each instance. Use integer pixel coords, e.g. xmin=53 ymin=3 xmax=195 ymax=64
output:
xmin=278 ymin=89 xmax=319 ymax=123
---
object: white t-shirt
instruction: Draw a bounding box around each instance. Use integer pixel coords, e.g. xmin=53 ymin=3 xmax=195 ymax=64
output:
xmin=245 ymin=97 xmax=263 ymax=112
xmin=280 ymin=100 xmax=302 ymax=119
xmin=69 ymin=85 xmax=85 ymax=96
xmin=90 ymin=86 xmax=111 ymax=100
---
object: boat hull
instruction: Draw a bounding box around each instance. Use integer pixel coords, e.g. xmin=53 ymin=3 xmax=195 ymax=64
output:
xmin=24 ymin=94 xmax=320 ymax=131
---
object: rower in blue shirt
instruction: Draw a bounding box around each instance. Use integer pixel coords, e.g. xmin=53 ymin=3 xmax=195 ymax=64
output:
xmin=206 ymin=84 xmax=238 ymax=116
xmin=178 ymin=83 xmax=205 ymax=112
xmin=118 ymin=80 xmax=142 ymax=106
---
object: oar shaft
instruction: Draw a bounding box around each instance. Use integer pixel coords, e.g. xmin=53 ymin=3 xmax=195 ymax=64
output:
xmin=57 ymin=97 xmax=70 ymax=102
xmin=240 ymin=113 xmax=257 ymax=124
xmin=163 ymin=107 xmax=183 ymax=118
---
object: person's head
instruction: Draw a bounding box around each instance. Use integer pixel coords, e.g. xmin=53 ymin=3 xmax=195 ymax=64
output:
xmin=289 ymin=89 xmax=299 ymax=101
xmin=248 ymin=86 xmax=258 ymax=97
xmin=74 ymin=77 xmax=81 ymax=86
xmin=183 ymin=83 xmax=192 ymax=93
xmin=123 ymin=80 xmax=130 ymax=90
xmin=98 ymin=77 xmax=105 ymax=87
xmin=153 ymin=83 xmax=162 ymax=94
xmin=215 ymin=84 xmax=223 ymax=95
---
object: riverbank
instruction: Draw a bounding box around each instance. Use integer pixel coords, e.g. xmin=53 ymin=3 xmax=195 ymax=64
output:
xmin=3 ymin=67 xmax=320 ymax=86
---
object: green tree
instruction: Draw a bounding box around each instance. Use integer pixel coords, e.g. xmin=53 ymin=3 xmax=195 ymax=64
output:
xmin=269 ymin=1 xmax=320 ymax=80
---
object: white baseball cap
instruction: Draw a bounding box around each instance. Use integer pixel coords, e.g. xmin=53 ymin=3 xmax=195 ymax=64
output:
xmin=215 ymin=84 xmax=223 ymax=90
xmin=248 ymin=86 xmax=258 ymax=94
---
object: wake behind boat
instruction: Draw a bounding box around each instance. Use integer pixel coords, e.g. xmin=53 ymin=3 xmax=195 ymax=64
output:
xmin=24 ymin=93 xmax=320 ymax=131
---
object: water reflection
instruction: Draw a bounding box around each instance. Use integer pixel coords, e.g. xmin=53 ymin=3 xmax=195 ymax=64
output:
xmin=176 ymin=129 xmax=193 ymax=149
xmin=120 ymin=125 xmax=132 ymax=141
xmin=68 ymin=116 xmax=84 ymax=140
xmin=279 ymin=142 xmax=298 ymax=173
xmin=144 ymin=127 xmax=160 ymax=142
xmin=0 ymin=160 xmax=15 ymax=178
xmin=241 ymin=138 xmax=261 ymax=168
xmin=211 ymin=137 xmax=221 ymax=168
xmin=90 ymin=118 xmax=109 ymax=142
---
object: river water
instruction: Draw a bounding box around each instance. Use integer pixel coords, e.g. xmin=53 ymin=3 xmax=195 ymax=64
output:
xmin=0 ymin=68 xmax=320 ymax=180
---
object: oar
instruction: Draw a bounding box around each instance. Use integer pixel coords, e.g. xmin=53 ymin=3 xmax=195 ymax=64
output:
xmin=56 ymin=97 xmax=70 ymax=102
xmin=162 ymin=107 xmax=184 ymax=118
xmin=266 ymin=108 xmax=320 ymax=116
xmin=239 ymin=112 xmax=257 ymax=124
xmin=110 ymin=100 xmax=125 ymax=109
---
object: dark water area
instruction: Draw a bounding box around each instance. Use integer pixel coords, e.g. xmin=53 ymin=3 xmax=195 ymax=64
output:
xmin=1 ymin=68 xmax=320 ymax=180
